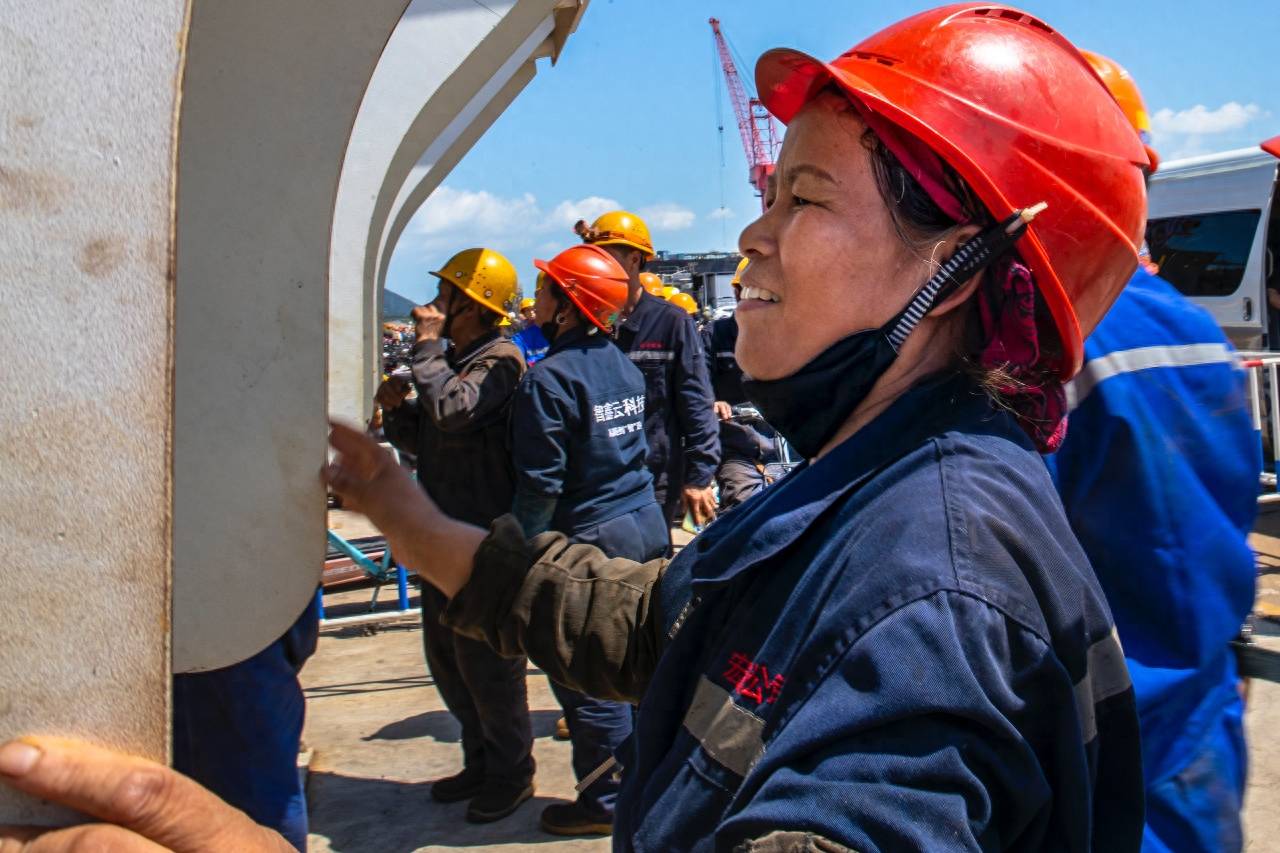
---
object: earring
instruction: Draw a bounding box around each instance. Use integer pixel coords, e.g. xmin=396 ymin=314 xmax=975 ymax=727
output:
xmin=555 ymin=312 xmax=568 ymax=326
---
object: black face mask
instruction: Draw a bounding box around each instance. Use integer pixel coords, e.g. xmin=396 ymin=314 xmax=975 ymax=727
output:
xmin=741 ymin=205 xmax=1045 ymax=460
xmin=741 ymin=323 xmax=899 ymax=460
xmin=540 ymin=289 xmax=573 ymax=345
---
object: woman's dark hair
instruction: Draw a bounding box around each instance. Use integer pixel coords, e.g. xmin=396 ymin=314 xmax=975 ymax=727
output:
xmin=860 ymin=127 xmax=1064 ymax=400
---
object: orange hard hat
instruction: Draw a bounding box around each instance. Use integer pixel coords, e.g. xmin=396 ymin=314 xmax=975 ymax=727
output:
xmin=639 ymin=272 xmax=665 ymax=296
xmin=533 ymin=244 xmax=630 ymax=333
xmin=1080 ymin=49 xmax=1159 ymax=175
xmin=756 ymin=4 xmax=1148 ymax=378
xmin=669 ymin=291 xmax=698 ymax=314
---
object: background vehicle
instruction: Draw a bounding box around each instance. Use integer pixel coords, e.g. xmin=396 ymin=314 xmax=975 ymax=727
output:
xmin=1146 ymin=138 xmax=1280 ymax=350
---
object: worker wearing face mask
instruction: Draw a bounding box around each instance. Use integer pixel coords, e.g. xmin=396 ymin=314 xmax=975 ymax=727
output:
xmin=510 ymin=246 xmax=667 ymax=836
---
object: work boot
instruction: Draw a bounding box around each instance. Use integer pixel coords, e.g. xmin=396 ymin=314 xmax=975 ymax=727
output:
xmin=554 ymin=716 xmax=570 ymax=740
xmin=466 ymin=780 xmax=535 ymax=824
xmin=540 ymin=800 xmax=613 ymax=836
xmin=429 ymin=767 xmax=485 ymax=804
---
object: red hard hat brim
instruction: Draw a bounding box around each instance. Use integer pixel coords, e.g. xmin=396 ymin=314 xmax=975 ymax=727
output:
xmin=755 ymin=46 xmax=1085 ymax=376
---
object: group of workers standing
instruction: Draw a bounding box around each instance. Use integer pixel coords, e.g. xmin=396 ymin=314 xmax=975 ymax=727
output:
xmin=0 ymin=5 xmax=1268 ymax=853
xmin=374 ymin=210 xmax=760 ymax=836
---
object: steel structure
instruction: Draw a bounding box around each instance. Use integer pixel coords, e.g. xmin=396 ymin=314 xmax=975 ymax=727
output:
xmin=710 ymin=17 xmax=782 ymax=211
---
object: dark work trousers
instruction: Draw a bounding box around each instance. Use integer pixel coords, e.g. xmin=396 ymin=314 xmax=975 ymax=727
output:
xmin=654 ymin=481 xmax=684 ymax=531
xmin=552 ymin=501 xmax=668 ymax=815
xmin=173 ymin=597 xmax=319 ymax=852
xmin=717 ymin=458 xmax=768 ymax=511
xmin=420 ymin=585 xmax=535 ymax=787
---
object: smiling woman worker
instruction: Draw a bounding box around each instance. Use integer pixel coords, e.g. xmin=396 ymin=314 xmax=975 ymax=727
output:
xmin=326 ymin=5 xmax=1149 ymax=848
xmin=0 ymin=5 xmax=1149 ymax=852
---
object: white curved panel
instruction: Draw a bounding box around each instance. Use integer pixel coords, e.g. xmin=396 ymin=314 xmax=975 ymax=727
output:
xmin=172 ymin=0 xmax=410 ymax=673
xmin=0 ymin=0 xmax=185 ymax=824
xmin=330 ymin=0 xmax=590 ymax=426
xmin=331 ymin=0 xmax=518 ymax=425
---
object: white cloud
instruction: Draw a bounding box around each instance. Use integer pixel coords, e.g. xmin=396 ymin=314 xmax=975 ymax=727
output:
xmin=413 ymin=187 xmax=539 ymax=243
xmin=708 ymin=206 xmax=735 ymax=220
xmin=1149 ymin=101 xmax=1269 ymax=162
xmin=549 ymin=196 xmax=621 ymax=228
xmin=1151 ymin=102 xmax=1262 ymax=136
xmin=638 ymin=203 xmax=696 ymax=231
xmin=409 ymin=188 xmax=617 ymax=253
xmin=403 ymin=188 xmax=697 ymax=262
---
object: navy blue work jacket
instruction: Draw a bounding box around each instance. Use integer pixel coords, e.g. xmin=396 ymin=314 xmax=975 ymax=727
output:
xmin=615 ymin=373 xmax=1144 ymax=852
xmin=703 ymin=315 xmax=776 ymax=464
xmin=511 ymin=325 xmax=657 ymax=536
xmin=614 ymin=291 xmax=720 ymax=497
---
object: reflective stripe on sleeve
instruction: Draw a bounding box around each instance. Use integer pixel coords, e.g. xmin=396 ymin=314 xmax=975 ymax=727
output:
xmin=682 ymin=676 xmax=766 ymax=777
xmin=1073 ymin=627 xmax=1132 ymax=743
xmin=628 ymin=350 xmax=676 ymax=362
xmin=1066 ymin=343 xmax=1236 ymax=410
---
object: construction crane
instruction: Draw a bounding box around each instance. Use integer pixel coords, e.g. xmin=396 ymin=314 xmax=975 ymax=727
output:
xmin=710 ymin=17 xmax=783 ymax=212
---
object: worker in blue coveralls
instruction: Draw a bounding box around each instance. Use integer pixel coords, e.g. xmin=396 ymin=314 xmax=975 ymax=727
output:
xmin=703 ymin=257 xmax=780 ymax=511
xmin=1048 ymin=51 xmax=1260 ymax=853
xmin=0 ymin=9 xmax=1153 ymax=852
xmin=510 ymin=244 xmax=668 ymax=837
xmin=172 ymin=599 xmax=318 ymax=851
xmin=582 ymin=211 xmax=721 ymax=534
xmin=512 ymin=296 xmax=549 ymax=366
xmin=320 ymin=11 xmax=1152 ymax=850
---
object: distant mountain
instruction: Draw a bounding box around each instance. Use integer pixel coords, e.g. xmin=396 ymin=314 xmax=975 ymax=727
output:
xmin=383 ymin=289 xmax=418 ymax=319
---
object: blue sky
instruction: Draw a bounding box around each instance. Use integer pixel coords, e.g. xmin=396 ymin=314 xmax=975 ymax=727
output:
xmin=385 ymin=0 xmax=1280 ymax=304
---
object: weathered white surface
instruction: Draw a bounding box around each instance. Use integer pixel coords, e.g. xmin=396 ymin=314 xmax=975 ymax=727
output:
xmin=329 ymin=0 xmax=589 ymax=425
xmin=172 ymin=0 xmax=411 ymax=673
xmin=330 ymin=0 xmax=516 ymax=426
xmin=0 ymin=0 xmax=592 ymax=824
xmin=0 ymin=0 xmax=184 ymax=822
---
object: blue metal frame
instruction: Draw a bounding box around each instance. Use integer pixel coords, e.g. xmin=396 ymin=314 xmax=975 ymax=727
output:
xmin=319 ymin=530 xmax=411 ymax=620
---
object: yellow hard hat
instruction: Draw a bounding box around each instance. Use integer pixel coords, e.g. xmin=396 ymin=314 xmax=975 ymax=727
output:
xmin=730 ymin=257 xmax=750 ymax=287
xmin=586 ymin=210 xmax=655 ymax=259
xmin=639 ymin=272 xmax=664 ymax=296
xmin=430 ymin=248 xmax=519 ymax=319
xmin=660 ymin=285 xmax=677 ymax=300
xmin=669 ymin=292 xmax=698 ymax=314
xmin=519 ymin=297 xmax=536 ymax=310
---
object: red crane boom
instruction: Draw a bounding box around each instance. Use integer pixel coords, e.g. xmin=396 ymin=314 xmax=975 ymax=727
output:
xmin=710 ymin=17 xmax=782 ymax=211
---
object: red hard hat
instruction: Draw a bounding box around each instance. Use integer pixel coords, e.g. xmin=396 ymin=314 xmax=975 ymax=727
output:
xmin=534 ymin=244 xmax=630 ymax=333
xmin=756 ymin=3 xmax=1148 ymax=378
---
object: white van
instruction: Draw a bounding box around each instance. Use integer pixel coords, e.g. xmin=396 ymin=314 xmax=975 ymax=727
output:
xmin=1146 ymin=141 xmax=1279 ymax=350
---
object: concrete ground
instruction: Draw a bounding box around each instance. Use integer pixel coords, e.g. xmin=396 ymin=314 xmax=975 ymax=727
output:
xmin=1243 ymin=505 xmax=1280 ymax=851
xmin=304 ymin=521 xmax=1280 ymax=851
xmin=303 ymin=599 xmax=606 ymax=852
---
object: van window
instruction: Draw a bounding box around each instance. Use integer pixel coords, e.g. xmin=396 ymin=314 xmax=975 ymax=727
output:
xmin=1146 ymin=209 xmax=1261 ymax=297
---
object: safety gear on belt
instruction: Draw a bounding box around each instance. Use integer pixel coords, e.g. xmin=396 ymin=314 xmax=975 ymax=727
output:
xmin=430 ymin=248 xmax=520 ymax=321
xmin=1081 ymin=50 xmax=1159 ymax=174
xmin=755 ymin=4 xmax=1148 ymax=379
xmin=744 ymin=206 xmax=1045 ymax=458
xmin=668 ymin=292 xmax=697 ymax=314
xmin=584 ymin=210 xmax=656 ymax=259
xmin=639 ymin=272 xmax=665 ymax=296
xmin=730 ymin=257 xmax=750 ymax=288
xmin=534 ymin=244 xmax=631 ymax=333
